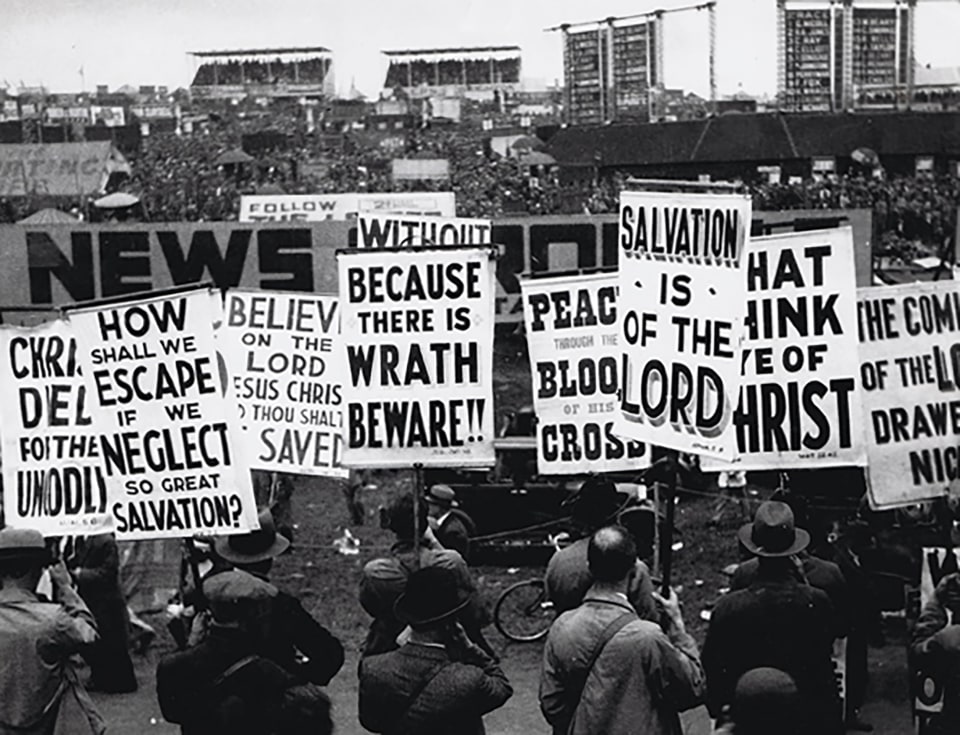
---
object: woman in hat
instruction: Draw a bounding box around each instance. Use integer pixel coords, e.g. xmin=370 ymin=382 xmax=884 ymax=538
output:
xmin=359 ymin=566 xmax=512 ymax=735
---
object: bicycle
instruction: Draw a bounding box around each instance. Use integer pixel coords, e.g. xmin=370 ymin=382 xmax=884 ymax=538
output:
xmin=493 ymin=577 xmax=555 ymax=642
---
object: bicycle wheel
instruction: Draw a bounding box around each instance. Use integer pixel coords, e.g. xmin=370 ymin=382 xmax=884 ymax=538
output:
xmin=494 ymin=579 xmax=554 ymax=642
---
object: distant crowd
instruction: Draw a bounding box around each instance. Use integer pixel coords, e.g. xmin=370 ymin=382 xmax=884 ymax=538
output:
xmin=0 ymin=119 xmax=957 ymax=261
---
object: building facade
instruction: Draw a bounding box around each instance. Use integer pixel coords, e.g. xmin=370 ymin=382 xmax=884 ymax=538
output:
xmin=561 ymin=16 xmax=662 ymax=125
xmin=777 ymin=0 xmax=915 ymax=112
xmin=381 ymin=46 xmax=521 ymax=100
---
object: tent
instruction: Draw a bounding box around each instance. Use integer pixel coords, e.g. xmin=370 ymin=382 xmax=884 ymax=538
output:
xmin=0 ymin=142 xmax=130 ymax=197
xmin=93 ymin=192 xmax=140 ymax=208
xmin=17 ymin=208 xmax=78 ymax=224
xmin=518 ymin=151 xmax=556 ymax=166
xmin=214 ymin=149 xmax=255 ymax=166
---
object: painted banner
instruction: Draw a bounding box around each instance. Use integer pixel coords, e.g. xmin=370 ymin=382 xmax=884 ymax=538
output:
xmin=356 ymin=214 xmax=491 ymax=248
xmin=615 ymin=190 xmax=752 ymax=459
xmin=521 ymin=273 xmax=650 ymax=474
xmin=0 ymin=319 xmax=112 ymax=536
xmin=859 ymin=281 xmax=960 ymax=508
xmin=68 ymin=289 xmax=260 ymax=539
xmin=239 ymin=192 xmax=456 ymax=222
xmin=338 ymin=248 xmax=496 ymax=468
xmin=221 ymin=290 xmax=346 ymax=478
xmin=0 ymin=142 xmax=126 ymax=196
xmin=705 ymin=228 xmax=866 ymax=470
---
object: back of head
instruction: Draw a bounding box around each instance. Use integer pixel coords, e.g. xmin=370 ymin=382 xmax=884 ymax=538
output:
xmin=0 ymin=527 xmax=50 ymax=583
xmin=587 ymin=525 xmax=636 ymax=583
xmin=386 ymin=494 xmax=429 ymax=541
xmin=733 ymin=667 xmax=800 ymax=735
xmin=204 ymin=569 xmax=278 ymax=627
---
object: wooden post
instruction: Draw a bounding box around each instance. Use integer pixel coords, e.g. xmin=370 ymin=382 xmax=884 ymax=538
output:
xmin=659 ymin=452 xmax=679 ymax=596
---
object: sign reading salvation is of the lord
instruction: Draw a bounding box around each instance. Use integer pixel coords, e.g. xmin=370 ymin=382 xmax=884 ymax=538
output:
xmin=615 ymin=189 xmax=752 ymax=459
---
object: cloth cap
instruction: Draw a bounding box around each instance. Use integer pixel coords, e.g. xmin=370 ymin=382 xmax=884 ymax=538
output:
xmin=394 ymin=566 xmax=470 ymax=627
xmin=737 ymin=501 xmax=809 ymax=558
xmin=0 ymin=527 xmax=49 ymax=563
xmin=204 ymin=570 xmax=278 ymax=605
xmin=214 ymin=510 xmax=289 ymax=565
xmin=733 ymin=667 xmax=800 ymax=725
xmin=426 ymin=484 xmax=456 ymax=509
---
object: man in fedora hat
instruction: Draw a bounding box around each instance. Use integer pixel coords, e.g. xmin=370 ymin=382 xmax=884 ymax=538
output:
xmin=358 ymin=566 xmax=512 ymax=735
xmin=545 ymin=476 xmax=657 ymax=620
xmin=703 ymin=501 xmax=842 ymax=733
xmin=0 ymin=527 xmax=106 ymax=734
xmin=360 ymin=493 xmax=493 ymax=659
xmin=209 ymin=509 xmax=344 ymax=686
xmin=425 ymin=484 xmax=475 ymax=560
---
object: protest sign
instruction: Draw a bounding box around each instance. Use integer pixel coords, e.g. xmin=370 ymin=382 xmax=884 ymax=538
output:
xmin=704 ymin=228 xmax=866 ymax=470
xmin=239 ymin=192 xmax=456 ymax=222
xmin=338 ymin=248 xmax=496 ymax=468
xmin=221 ymin=290 xmax=346 ymax=478
xmin=0 ymin=319 xmax=112 ymax=536
xmin=357 ymin=213 xmax=491 ymax=248
xmin=858 ymin=281 xmax=960 ymax=508
xmin=68 ymin=288 xmax=259 ymax=539
xmin=521 ymin=272 xmax=650 ymax=474
xmin=615 ymin=190 xmax=752 ymax=459
xmin=914 ymin=547 xmax=960 ymax=731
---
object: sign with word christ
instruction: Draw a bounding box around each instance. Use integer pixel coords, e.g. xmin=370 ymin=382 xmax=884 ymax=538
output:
xmin=69 ymin=289 xmax=260 ymax=539
xmin=521 ymin=272 xmax=650 ymax=474
xmin=221 ymin=290 xmax=346 ymax=478
xmin=858 ymin=281 xmax=960 ymax=509
xmin=616 ymin=190 xmax=752 ymax=459
xmin=338 ymin=248 xmax=496 ymax=468
xmin=0 ymin=319 xmax=112 ymax=536
xmin=706 ymin=228 xmax=866 ymax=470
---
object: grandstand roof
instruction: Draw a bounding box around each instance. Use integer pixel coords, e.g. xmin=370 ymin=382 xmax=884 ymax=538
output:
xmin=382 ymin=46 xmax=520 ymax=61
xmin=190 ymin=47 xmax=331 ymax=58
xmin=546 ymin=112 xmax=960 ymax=167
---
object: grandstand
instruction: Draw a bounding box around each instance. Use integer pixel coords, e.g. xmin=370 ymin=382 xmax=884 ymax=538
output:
xmin=381 ymin=46 xmax=521 ymax=99
xmin=189 ymin=47 xmax=334 ymax=101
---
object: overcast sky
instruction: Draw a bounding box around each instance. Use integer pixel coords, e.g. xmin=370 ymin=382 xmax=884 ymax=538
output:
xmin=1 ymin=0 xmax=958 ymax=98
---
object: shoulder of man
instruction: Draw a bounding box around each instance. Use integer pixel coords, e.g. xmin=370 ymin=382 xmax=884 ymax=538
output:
xmin=422 ymin=547 xmax=468 ymax=570
xmin=362 ymin=556 xmax=406 ymax=580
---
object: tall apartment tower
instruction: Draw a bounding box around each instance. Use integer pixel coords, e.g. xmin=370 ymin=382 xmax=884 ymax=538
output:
xmin=562 ymin=15 xmax=664 ymax=125
xmin=776 ymin=0 xmax=915 ymax=112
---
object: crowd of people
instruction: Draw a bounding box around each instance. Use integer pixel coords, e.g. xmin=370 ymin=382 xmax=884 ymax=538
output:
xmin=192 ymin=58 xmax=332 ymax=87
xmin=7 ymin=475 xmax=960 ymax=734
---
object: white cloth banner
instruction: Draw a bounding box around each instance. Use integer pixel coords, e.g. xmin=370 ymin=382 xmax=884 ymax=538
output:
xmin=704 ymin=228 xmax=866 ymax=470
xmin=356 ymin=214 xmax=491 ymax=248
xmin=221 ymin=290 xmax=347 ymax=478
xmin=0 ymin=319 xmax=113 ymax=536
xmin=521 ymin=273 xmax=651 ymax=475
xmin=858 ymin=281 xmax=960 ymax=509
xmin=239 ymin=192 xmax=456 ymax=222
xmin=615 ymin=190 xmax=752 ymax=459
xmin=69 ymin=289 xmax=259 ymax=540
xmin=338 ymin=248 xmax=496 ymax=468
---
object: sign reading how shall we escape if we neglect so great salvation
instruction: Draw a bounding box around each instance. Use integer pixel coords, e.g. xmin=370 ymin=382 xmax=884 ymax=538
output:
xmin=521 ymin=272 xmax=650 ymax=475
xmin=615 ymin=190 xmax=752 ymax=460
xmin=68 ymin=289 xmax=260 ymax=540
xmin=220 ymin=290 xmax=347 ymax=478
xmin=702 ymin=227 xmax=867 ymax=472
xmin=858 ymin=281 xmax=960 ymax=509
xmin=0 ymin=319 xmax=113 ymax=537
xmin=337 ymin=248 xmax=496 ymax=468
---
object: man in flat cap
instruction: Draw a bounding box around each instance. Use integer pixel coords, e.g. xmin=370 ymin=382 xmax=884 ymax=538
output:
xmin=0 ymin=526 xmax=105 ymax=734
xmin=703 ymin=501 xmax=841 ymax=734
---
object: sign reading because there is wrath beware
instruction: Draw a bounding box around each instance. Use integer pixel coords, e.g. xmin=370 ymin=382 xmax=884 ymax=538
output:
xmin=338 ymin=248 xmax=496 ymax=468
xmin=705 ymin=228 xmax=866 ymax=470
xmin=68 ymin=289 xmax=260 ymax=539
xmin=615 ymin=190 xmax=752 ymax=459
xmin=858 ymin=281 xmax=960 ymax=509
xmin=0 ymin=319 xmax=112 ymax=536
xmin=221 ymin=290 xmax=346 ymax=478
xmin=521 ymin=272 xmax=650 ymax=474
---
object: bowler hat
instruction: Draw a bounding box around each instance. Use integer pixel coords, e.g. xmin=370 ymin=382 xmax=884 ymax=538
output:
xmin=394 ymin=566 xmax=471 ymax=627
xmin=214 ymin=510 xmax=290 ymax=565
xmin=738 ymin=501 xmax=809 ymax=558
xmin=426 ymin=484 xmax=457 ymax=509
xmin=0 ymin=527 xmax=50 ymax=563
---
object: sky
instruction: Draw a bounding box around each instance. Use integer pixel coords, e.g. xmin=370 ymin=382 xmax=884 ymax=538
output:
xmin=1 ymin=0 xmax=959 ymax=99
